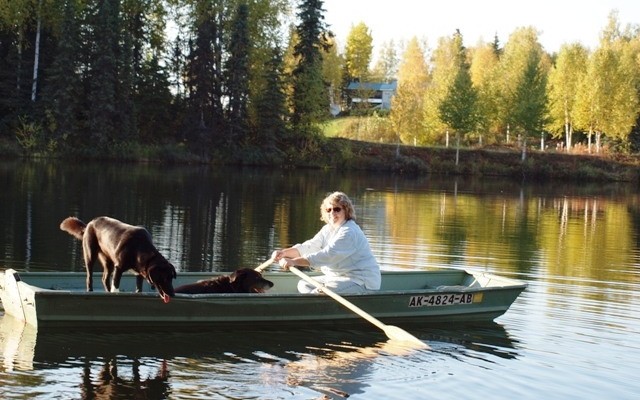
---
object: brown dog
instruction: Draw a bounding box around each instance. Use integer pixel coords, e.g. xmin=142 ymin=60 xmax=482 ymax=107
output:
xmin=174 ymin=268 xmax=274 ymax=294
xmin=60 ymin=216 xmax=177 ymax=303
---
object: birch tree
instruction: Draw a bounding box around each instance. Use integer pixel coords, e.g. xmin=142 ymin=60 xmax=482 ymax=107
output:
xmin=344 ymin=21 xmax=372 ymax=81
xmin=608 ymin=28 xmax=640 ymax=149
xmin=423 ymin=30 xmax=465 ymax=144
xmin=390 ymin=37 xmax=429 ymax=147
xmin=497 ymin=27 xmax=549 ymax=149
xmin=371 ymin=39 xmax=399 ymax=82
xmin=322 ymin=35 xmax=343 ymax=108
xmin=574 ymin=45 xmax=617 ymax=152
xmin=546 ymin=43 xmax=588 ymax=151
xmin=469 ymin=38 xmax=501 ymax=144
xmin=574 ymin=13 xmax=639 ymax=153
xmin=343 ymin=22 xmax=373 ymax=112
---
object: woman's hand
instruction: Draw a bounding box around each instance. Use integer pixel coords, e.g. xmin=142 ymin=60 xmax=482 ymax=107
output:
xmin=271 ymin=250 xmax=284 ymax=261
xmin=278 ymin=257 xmax=292 ymax=270
xmin=278 ymin=256 xmax=310 ymax=270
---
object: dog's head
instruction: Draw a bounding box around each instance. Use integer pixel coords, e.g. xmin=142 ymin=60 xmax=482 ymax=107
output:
xmin=148 ymin=261 xmax=177 ymax=303
xmin=229 ymin=268 xmax=274 ymax=293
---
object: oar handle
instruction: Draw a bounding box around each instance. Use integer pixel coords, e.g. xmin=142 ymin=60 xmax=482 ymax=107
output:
xmin=255 ymin=257 xmax=276 ymax=272
xmin=288 ymin=267 xmax=386 ymax=330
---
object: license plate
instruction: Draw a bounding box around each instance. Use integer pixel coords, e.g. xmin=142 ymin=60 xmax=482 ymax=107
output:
xmin=408 ymin=293 xmax=478 ymax=307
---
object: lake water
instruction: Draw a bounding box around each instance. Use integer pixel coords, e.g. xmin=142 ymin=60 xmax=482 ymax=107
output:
xmin=0 ymin=160 xmax=639 ymax=399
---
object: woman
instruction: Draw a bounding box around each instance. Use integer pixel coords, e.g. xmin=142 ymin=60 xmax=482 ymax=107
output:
xmin=272 ymin=191 xmax=381 ymax=294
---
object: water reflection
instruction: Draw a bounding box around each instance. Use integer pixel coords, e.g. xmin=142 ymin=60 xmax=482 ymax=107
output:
xmin=0 ymin=314 xmax=36 ymax=371
xmin=2 ymin=160 xmax=640 ymax=398
xmin=1 ymin=315 xmax=516 ymax=365
xmin=424 ymin=323 xmax=519 ymax=361
xmin=81 ymin=358 xmax=170 ymax=399
xmin=0 ymin=313 xmax=519 ymax=398
xmin=2 ymin=160 xmax=640 ymax=292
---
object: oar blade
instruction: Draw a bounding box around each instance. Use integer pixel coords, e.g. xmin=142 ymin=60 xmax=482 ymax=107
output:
xmin=383 ymin=325 xmax=430 ymax=349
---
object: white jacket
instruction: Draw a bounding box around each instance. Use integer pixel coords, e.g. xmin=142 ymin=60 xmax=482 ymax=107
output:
xmin=293 ymin=219 xmax=381 ymax=290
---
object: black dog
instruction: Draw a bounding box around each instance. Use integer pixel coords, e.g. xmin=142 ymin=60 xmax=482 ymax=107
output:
xmin=175 ymin=268 xmax=274 ymax=294
xmin=60 ymin=216 xmax=177 ymax=303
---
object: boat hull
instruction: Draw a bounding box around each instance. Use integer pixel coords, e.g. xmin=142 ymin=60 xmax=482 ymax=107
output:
xmin=0 ymin=268 xmax=526 ymax=331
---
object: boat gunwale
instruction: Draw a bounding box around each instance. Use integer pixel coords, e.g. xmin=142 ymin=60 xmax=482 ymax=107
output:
xmin=2 ymin=268 xmax=528 ymax=304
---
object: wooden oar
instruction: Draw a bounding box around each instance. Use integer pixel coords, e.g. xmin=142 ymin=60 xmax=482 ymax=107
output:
xmin=289 ymin=266 xmax=429 ymax=349
xmin=255 ymin=257 xmax=276 ymax=272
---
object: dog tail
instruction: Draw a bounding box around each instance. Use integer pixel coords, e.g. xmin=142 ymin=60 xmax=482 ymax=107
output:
xmin=60 ymin=217 xmax=86 ymax=240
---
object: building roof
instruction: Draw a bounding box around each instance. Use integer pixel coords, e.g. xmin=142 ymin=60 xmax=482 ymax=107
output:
xmin=347 ymin=81 xmax=397 ymax=91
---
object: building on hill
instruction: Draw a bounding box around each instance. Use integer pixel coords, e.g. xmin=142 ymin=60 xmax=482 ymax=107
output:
xmin=346 ymin=80 xmax=397 ymax=111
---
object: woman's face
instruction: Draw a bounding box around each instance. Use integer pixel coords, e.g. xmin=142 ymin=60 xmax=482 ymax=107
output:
xmin=324 ymin=202 xmax=346 ymax=227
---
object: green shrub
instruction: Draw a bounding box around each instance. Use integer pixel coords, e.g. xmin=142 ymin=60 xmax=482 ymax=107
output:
xmin=14 ymin=116 xmax=43 ymax=154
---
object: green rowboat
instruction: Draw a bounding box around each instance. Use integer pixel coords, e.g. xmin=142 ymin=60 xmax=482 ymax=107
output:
xmin=0 ymin=268 xmax=526 ymax=331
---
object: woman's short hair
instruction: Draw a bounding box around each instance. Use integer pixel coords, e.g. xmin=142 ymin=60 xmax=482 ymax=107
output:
xmin=320 ymin=191 xmax=356 ymax=223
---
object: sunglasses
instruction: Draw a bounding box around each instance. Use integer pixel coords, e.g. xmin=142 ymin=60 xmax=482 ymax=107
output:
xmin=325 ymin=207 xmax=342 ymax=213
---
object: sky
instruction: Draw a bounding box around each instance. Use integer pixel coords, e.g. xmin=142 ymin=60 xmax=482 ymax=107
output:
xmin=321 ymin=0 xmax=640 ymax=54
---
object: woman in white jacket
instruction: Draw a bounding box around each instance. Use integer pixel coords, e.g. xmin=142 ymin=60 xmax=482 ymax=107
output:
xmin=272 ymin=191 xmax=381 ymax=294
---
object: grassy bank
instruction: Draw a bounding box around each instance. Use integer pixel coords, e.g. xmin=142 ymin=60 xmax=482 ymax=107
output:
xmin=3 ymin=127 xmax=640 ymax=182
xmin=318 ymin=116 xmax=640 ymax=182
xmin=321 ymin=138 xmax=640 ymax=182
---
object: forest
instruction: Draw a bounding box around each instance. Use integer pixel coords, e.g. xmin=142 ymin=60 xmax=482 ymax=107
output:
xmin=1 ymin=1 xmax=640 ymax=167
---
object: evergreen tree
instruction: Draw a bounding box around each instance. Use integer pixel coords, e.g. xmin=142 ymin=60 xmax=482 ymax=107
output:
xmin=0 ymin=0 xmax=34 ymax=136
xmin=0 ymin=27 xmax=24 ymax=135
xmin=253 ymin=45 xmax=288 ymax=148
xmin=168 ymin=32 xmax=185 ymax=98
xmin=439 ymin=59 xmax=479 ymax=143
xmin=290 ymin=0 xmax=330 ymax=133
xmin=89 ymin=0 xmax=120 ymax=148
xmin=510 ymin=51 xmax=548 ymax=140
xmin=490 ymin=34 xmax=502 ymax=57
xmin=236 ymin=0 xmax=291 ymax=143
xmin=118 ymin=23 xmax=136 ymax=141
xmin=166 ymin=3 xmax=189 ymax=99
xmin=184 ymin=13 xmax=221 ymax=145
xmin=225 ymin=2 xmax=250 ymax=148
xmin=136 ymin=53 xmax=174 ymax=142
xmin=117 ymin=0 xmax=168 ymax=143
xmin=43 ymin=0 xmax=82 ymax=145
